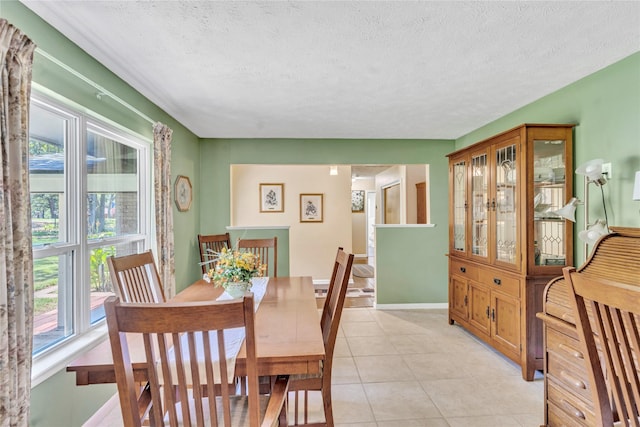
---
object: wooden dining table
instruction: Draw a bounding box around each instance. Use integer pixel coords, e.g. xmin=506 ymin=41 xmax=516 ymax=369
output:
xmin=66 ymin=276 xmax=325 ymax=386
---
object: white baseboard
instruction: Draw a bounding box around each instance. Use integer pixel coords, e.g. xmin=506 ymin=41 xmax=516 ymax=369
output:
xmin=374 ymin=303 xmax=448 ymax=310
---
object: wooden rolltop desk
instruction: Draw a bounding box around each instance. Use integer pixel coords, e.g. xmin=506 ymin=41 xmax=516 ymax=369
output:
xmin=537 ymin=227 xmax=640 ymax=426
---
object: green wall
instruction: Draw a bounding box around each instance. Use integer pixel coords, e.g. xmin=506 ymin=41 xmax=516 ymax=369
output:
xmin=455 ymin=52 xmax=640 ymax=265
xmin=376 ymin=226 xmax=448 ymax=304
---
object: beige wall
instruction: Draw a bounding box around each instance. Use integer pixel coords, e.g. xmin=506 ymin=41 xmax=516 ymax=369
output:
xmin=405 ymin=164 xmax=427 ymax=224
xmin=375 ymin=165 xmax=406 ymax=223
xmin=231 ymin=164 xmax=352 ymax=280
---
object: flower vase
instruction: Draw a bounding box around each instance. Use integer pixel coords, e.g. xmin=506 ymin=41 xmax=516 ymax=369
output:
xmin=225 ymin=281 xmax=251 ymax=299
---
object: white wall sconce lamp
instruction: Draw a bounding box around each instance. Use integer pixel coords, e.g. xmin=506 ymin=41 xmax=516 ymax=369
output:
xmin=575 ymin=158 xmax=608 ymax=186
xmin=329 ymin=165 xmax=338 ymax=176
xmin=578 ymin=219 xmax=609 ymax=246
xmin=553 ymin=197 xmax=582 ymax=222
xmin=575 ymin=158 xmax=610 ymax=233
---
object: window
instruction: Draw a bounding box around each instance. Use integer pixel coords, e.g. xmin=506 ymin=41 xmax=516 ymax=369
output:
xmin=30 ymin=94 xmax=151 ymax=356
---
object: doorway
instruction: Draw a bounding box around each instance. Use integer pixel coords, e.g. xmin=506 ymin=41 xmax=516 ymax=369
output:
xmin=382 ymin=182 xmax=401 ymax=224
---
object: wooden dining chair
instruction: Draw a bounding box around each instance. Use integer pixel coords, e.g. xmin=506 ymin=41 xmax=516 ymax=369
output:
xmin=564 ymin=266 xmax=640 ymax=427
xmin=289 ymin=249 xmax=354 ymax=427
xmin=238 ymin=237 xmax=278 ymax=277
xmin=105 ymin=294 xmax=290 ymax=427
xmin=107 ymin=250 xmax=165 ymax=303
xmin=198 ymin=233 xmax=232 ymax=274
xmin=319 ymin=247 xmax=344 ymax=325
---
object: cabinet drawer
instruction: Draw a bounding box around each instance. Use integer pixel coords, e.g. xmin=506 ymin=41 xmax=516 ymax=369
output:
xmin=478 ymin=269 xmax=520 ymax=298
xmin=547 ymin=357 xmax=591 ymax=402
xmin=547 ymin=400 xmax=588 ymax=427
xmin=546 ymin=327 xmax=586 ymax=370
xmin=547 ymin=377 xmax=595 ymax=426
xmin=450 ymin=259 xmax=478 ymax=281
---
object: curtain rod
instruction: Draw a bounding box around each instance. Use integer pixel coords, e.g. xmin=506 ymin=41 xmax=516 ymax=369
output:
xmin=35 ymin=48 xmax=156 ymax=125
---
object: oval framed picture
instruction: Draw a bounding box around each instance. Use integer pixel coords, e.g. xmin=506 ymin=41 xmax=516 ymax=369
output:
xmin=174 ymin=175 xmax=193 ymax=212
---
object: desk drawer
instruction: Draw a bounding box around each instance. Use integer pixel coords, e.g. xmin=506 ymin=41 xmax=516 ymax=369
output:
xmin=547 ymin=400 xmax=588 ymax=427
xmin=546 ymin=327 xmax=586 ymax=371
xmin=547 ymin=377 xmax=595 ymax=427
xmin=478 ymin=269 xmax=520 ymax=298
xmin=547 ymin=358 xmax=590 ymax=402
xmin=450 ymin=259 xmax=478 ymax=281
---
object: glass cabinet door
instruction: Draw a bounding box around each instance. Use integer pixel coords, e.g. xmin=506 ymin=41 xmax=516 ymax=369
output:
xmin=471 ymin=152 xmax=488 ymax=259
xmin=494 ymin=142 xmax=518 ymax=266
xmin=452 ymin=159 xmax=467 ymax=254
xmin=532 ymin=138 xmax=568 ymax=268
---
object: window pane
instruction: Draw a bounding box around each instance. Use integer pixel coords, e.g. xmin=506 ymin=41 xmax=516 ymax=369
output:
xmin=89 ymin=240 xmax=144 ymax=325
xmin=87 ymin=130 xmax=139 ymax=239
xmin=33 ymin=254 xmax=73 ymax=354
xmin=29 ymin=104 xmax=68 ymax=246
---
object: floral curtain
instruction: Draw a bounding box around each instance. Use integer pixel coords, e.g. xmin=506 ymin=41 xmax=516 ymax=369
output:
xmin=153 ymin=122 xmax=175 ymax=298
xmin=0 ymin=19 xmax=36 ymax=427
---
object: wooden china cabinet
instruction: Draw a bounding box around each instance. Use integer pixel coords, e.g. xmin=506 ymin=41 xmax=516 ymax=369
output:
xmin=447 ymin=124 xmax=575 ymax=381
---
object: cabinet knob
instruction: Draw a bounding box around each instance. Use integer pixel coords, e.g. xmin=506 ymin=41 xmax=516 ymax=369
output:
xmin=460 ymin=267 xmax=466 ymax=273
xmin=560 ymin=399 xmax=585 ymax=420
xmin=493 ymin=278 xmax=501 ymax=285
xmin=560 ymin=370 xmax=587 ymax=390
xmin=559 ymin=343 xmax=584 ymax=360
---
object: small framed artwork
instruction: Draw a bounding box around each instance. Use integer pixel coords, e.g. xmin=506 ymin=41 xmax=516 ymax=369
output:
xmin=351 ymin=190 xmax=365 ymax=212
xmin=300 ymin=193 xmax=323 ymax=223
xmin=174 ymin=175 xmax=193 ymax=212
xmin=259 ymin=183 xmax=284 ymax=212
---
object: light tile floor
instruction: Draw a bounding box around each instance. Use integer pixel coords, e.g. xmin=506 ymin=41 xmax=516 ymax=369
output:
xmin=288 ymin=308 xmax=544 ymax=427
xmin=85 ymin=308 xmax=544 ymax=427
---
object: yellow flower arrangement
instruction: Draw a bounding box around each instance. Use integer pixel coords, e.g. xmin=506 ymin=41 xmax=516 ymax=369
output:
xmin=206 ymin=247 xmax=266 ymax=289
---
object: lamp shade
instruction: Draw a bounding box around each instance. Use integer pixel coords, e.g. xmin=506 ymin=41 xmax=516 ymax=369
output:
xmin=552 ymin=197 xmax=581 ymax=222
xmin=633 ymin=171 xmax=640 ymax=201
xmin=578 ymin=219 xmax=609 ymax=246
xmin=576 ymin=159 xmax=607 ymax=185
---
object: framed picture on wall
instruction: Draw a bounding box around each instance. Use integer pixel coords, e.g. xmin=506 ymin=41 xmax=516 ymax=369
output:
xmin=259 ymin=183 xmax=284 ymax=212
xmin=351 ymin=190 xmax=365 ymax=212
xmin=300 ymin=193 xmax=323 ymax=223
xmin=174 ymin=175 xmax=193 ymax=212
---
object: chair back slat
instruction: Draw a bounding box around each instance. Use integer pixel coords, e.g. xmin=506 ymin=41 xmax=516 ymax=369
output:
xmin=105 ymin=295 xmax=267 ymax=427
xmin=238 ymin=237 xmax=278 ymax=277
xmin=320 ymin=247 xmax=344 ymax=328
xmin=322 ymin=250 xmax=354 ymax=372
xmin=198 ymin=233 xmax=232 ymax=274
xmin=565 ymin=266 xmax=640 ymax=427
xmin=107 ymin=251 xmax=165 ymax=303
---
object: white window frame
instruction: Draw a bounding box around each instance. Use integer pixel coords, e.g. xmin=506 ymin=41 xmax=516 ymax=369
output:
xmin=30 ymin=92 xmax=153 ymax=386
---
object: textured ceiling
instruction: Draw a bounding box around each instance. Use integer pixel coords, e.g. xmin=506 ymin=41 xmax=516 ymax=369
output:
xmin=20 ymin=1 xmax=640 ymax=139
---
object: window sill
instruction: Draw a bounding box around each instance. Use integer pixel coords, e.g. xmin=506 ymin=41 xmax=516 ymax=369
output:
xmin=31 ymin=323 xmax=108 ymax=388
